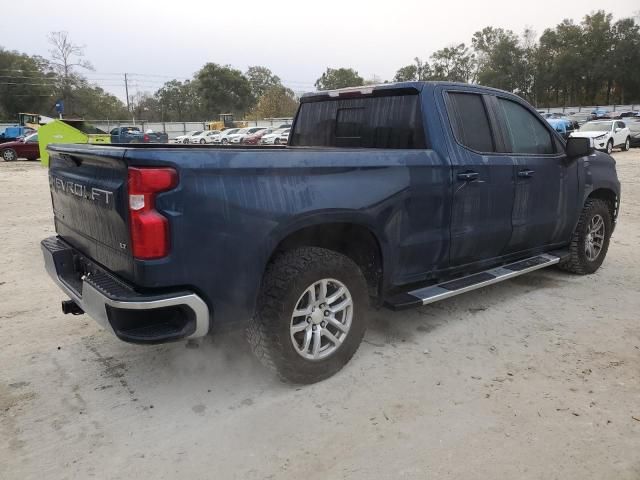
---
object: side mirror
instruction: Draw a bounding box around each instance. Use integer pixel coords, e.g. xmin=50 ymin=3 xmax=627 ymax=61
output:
xmin=566 ymin=137 xmax=594 ymax=158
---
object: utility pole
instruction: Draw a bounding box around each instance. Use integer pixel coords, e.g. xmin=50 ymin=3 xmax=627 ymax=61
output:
xmin=124 ymin=73 xmax=130 ymax=112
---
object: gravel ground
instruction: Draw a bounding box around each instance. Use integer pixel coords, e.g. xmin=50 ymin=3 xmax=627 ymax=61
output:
xmin=1 ymin=150 xmax=639 ymax=480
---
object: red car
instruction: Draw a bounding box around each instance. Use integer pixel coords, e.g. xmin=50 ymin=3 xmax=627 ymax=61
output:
xmin=242 ymin=128 xmax=274 ymax=145
xmin=1 ymin=133 xmax=40 ymax=161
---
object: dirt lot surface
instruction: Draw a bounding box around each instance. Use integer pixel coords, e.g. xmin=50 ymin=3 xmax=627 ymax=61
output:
xmin=1 ymin=151 xmax=639 ymax=480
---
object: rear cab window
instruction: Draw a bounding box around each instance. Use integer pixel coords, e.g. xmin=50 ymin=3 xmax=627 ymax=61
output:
xmin=290 ymin=90 xmax=426 ymax=149
xmin=446 ymin=92 xmax=495 ymax=153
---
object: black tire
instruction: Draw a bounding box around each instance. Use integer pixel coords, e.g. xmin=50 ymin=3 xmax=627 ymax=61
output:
xmin=622 ymin=137 xmax=630 ymax=151
xmin=606 ymin=140 xmax=613 ymax=154
xmin=558 ymin=198 xmax=612 ymax=275
xmin=199 ymin=138 xmax=206 ymax=144
xmin=274 ymin=138 xmax=281 ymax=145
xmin=247 ymin=247 xmax=369 ymax=384
xmin=183 ymin=138 xmax=189 ymax=144
xmin=2 ymin=148 xmax=17 ymax=162
xmin=222 ymin=138 xmax=228 ymax=144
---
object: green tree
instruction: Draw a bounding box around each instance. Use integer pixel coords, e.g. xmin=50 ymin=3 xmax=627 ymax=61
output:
xmin=430 ymin=44 xmax=476 ymax=83
xmin=249 ymin=86 xmax=298 ymax=119
xmin=195 ymin=63 xmax=252 ymax=115
xmin=472 ymin=28 xmax=526 ymax=93
xmin=611 ymin=18 xmax=640 ymax=104
xmin=393 ymin=57 xmax=431 ymax=82
xmin=72 ymin=82 xmax=129 ymax=119
xmin=155 ymin=79 xmax=202 ymax=121
xmin=130 ymin=92 xmax=161 ymax=121
xmin=581 ymin=11 xmax=614 ymax=104
xmin=314 ymin=68 xmax=364 ymax=90
xmin=0 ymin=48 xmax=53 ymax=119
xmin=246 ymin=66 xmax=282 ymax=101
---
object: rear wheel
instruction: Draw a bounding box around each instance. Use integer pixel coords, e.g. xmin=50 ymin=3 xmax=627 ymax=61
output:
xmin=606 ymin=140 xmax=613 ymax=154
xmin=622 ymin=137 xmax=630 ymax=151
xmin=559 ymin=198 xmax=612 ymax=275
xmin=247 ymin=247 xmax=369 ymax=384
xmin=2 ymin=149 xmax=17 ymax=161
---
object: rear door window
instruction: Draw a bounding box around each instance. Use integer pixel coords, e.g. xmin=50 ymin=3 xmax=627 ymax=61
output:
xmin=447 ymin=92 xmax=495 ymax=152
xmin=497 ymin=98 xmax=554 ymax=154
xmin=291 ymin=92 xmax=426 ymax=148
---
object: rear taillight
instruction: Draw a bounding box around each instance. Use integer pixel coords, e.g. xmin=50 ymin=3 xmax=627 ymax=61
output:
xmin=128 ymin=167 xmax=178 ymax=259
xmin=143 ymin=133 xmax=150 ymax=142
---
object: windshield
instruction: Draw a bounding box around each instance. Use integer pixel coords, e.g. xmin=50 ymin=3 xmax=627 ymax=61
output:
xmin=580 ymin=122 xmax=612 ymax=132
xmin=25 ymin=133 xmax=38 ymax=142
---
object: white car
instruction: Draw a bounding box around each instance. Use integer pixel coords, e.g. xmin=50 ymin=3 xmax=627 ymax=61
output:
xmin=260 ymin=128 xmax=290 ymax=145
xmin=277 ymin=130 xmax=290 ymax=145
xmin=190 ymin=130 xmax=221 ymax=144
xmin=570 ymin=120 xmax=631 ymax=154
xmin=227 ymin=127 xmax=267 ymax=144
xmin=212 ymin=128 xmax=241 ymax=144
xmin=173 ymin=130 xmax=204 ymax=144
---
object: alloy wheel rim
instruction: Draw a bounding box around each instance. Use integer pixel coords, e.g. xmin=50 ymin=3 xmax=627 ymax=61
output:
xmin=3 ymin=150 xmax=15 ymax=161
xmin=585 ymin=214 xmax=605 ymax=261
xmin=290 ymin=278 xmax=353 ymax=360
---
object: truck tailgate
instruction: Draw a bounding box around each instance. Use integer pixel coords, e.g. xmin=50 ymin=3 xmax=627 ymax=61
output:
xmin=48 ymin=145 xmax=134 ymax=277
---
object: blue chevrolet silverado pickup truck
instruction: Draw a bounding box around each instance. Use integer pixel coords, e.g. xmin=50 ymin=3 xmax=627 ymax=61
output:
xmin=42 ymin=82 xmax=620 ymax=383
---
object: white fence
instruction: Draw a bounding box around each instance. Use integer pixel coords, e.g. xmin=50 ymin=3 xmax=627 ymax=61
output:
xmin=536 ymin=104 xmax=639 ymax=114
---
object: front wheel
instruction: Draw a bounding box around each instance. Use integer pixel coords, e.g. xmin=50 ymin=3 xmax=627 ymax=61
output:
xmin=622 ymin=137 xmax=630 ymax=151
xmin=2 ymin=148 xmax=17 ymax=161
xmin=606 ymin=140 xmax=613 ymax=154
xmin=558 ymin=198 xmax=612 ymax=275
xmin=200 ymin=138 xmax=206 ymax=144
xmin=183 ymin=138 xmax=189 ymax=144
xmin=247 ymin=247 xmax=369 ymax=384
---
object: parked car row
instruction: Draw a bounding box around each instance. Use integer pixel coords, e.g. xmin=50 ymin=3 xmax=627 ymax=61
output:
xmin=170 ymin=124 xmax=291 ymax=145
xmin=538 ymin=109 xmax=640 ymax=127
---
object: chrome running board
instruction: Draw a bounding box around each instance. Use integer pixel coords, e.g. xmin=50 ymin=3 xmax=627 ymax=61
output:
xmin=385 ymin=252 xmax=567 ymax=310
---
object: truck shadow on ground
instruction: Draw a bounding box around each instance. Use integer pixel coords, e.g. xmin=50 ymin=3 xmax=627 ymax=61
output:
xmin=74 ymin=268 xmax=566 ymax=406
xmin=365 ymin=268 xmax=565 ymax=347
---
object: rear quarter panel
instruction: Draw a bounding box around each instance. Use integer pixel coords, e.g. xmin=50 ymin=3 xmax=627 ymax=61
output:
xmin=124 ymin=146 xmax=450 ymax=326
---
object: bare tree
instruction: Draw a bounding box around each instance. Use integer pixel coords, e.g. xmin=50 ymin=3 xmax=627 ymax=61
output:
xmin=47 ymin=31 xmax=93 ymax=115
xmin=47 ymin=31 xmax=93 ymax=77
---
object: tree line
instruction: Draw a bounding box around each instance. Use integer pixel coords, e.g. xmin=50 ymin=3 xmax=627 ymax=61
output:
xmin=1 ymin=10 xmax=639 ymax=123
xmin=317 ymin=11 xmax=640 ymax=107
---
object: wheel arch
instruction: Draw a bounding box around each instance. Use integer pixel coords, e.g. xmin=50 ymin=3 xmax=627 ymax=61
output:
xmin=587 ymin=187 xmax=618 ymax=223
xmin=265 ymin=220 xmax=386 ymax=300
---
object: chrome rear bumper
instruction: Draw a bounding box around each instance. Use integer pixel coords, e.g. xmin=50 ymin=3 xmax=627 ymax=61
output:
xmin=41 ymin=236 xmax=210 ymax=344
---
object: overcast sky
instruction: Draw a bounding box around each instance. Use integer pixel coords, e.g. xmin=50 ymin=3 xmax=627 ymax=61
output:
xmin=3 ymin=0 xmax=639 ymax=101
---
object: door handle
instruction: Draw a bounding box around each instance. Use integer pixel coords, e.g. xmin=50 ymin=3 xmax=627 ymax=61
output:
xmin=518 ymin=169 xmax=535 ymax=178
xmin=457 ymin=171 xmax=479 ymax=182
